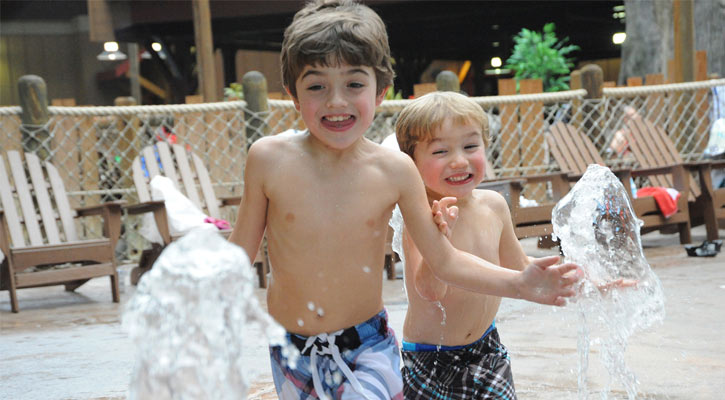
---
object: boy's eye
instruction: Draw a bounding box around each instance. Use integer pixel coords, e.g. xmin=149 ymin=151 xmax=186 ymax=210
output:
xmin=432 ymin=149 xmax=447 ymax=155
xmin=465 ymin=144 xmax=480 ymax=150
xmin=306 ymin=84 xmax=324 ymax=91
xmin=349 ymin=82 xmax=365 ymax=89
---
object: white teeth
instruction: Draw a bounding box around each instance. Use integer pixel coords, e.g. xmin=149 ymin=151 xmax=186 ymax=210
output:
xmin=448 ymin=175 xmax=469 ymax=182
xmin=326 ymin=115 xmax=350 ymax=122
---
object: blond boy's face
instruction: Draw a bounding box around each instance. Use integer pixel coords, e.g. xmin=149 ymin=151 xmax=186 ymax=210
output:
xmin=412 ymin=118 xmax=487 ymax=200
xmin=290 ymin=63 xmax=385 ymax=150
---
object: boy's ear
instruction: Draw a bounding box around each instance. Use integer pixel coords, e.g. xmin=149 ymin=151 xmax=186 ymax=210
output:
xmin=376 ymin=86 xmax=390 ymax=106
xmin=285 ymin=86 xmax=301 ymax=111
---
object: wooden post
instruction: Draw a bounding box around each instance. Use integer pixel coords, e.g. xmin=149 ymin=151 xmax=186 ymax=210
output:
xmin=519 ymin=79 xmax=545 ymax=201
xmin=128 ymin=43 xmax=142 ymax=104
xmin=18 ymin=75 xmax=51 ymax=160
xmin=114 ymin=96 xmax=138 ymax=192
xmin=435 ymin=70 xmax=460 ymax=92
xmin=242 ymin=71 xmax=269 ymax=147
xmin=580 ymin=64 xmax=605 ymax=149
xmin=497 ymin=79 xmax=519 ymax=176
xmin=673 ymin=0 xmax=695 ymax=83
xmin=192 ymin=0 xmax=217 ymax=102
xmin=569 ymin=69 xmax=583 ymax=127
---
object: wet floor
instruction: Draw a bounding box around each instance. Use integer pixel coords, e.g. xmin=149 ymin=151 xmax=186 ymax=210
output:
xmin=1 ymin=226 xmax=724 ymax=399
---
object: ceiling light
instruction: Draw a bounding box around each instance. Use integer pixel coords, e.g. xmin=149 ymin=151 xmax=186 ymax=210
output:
xmin=151 ymin=42 xmax=162 ymax=52
xmin=612 ymin=32 xmax=626 ymax=45
xmin=490 ymin=57 xmax=502 ymax=68
xmin=97 ymin=41 xmax=127 ymax=61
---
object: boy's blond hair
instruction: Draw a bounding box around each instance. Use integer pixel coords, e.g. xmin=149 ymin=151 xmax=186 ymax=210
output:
xmin=396 ymin=91 xmax=490 ymax=159
xmin=281 ymin=0 xmax=394 ymax=98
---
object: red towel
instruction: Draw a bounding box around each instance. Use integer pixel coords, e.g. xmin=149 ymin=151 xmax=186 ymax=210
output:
xmin=636 ymin=187 xmax=680 ymax=218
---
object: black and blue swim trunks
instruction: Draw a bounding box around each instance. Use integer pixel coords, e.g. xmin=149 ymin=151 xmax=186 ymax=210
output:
xmin=401 ymin=323 xmax=516 ymax=399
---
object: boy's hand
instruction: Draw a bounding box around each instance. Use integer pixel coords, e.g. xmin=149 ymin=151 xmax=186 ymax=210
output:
xmin=594 ymin=278 xmax=638 ymax=293
xmin=519 ymin=256 xmax=583 ymax=306
xmin=432 ymin=197 xmax=458 ymax=238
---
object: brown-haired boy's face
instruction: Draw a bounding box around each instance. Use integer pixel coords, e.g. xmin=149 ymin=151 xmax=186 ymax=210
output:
xmin=291 ymin=63 xmax=385 ymax=150
xmin=412 ymin=118 xmax=487 ymax=200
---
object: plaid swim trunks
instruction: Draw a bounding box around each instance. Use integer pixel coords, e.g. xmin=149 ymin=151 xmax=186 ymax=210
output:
xmin=401 ymin=323 xmax=516 ymax=400
xmin=269 ymin=309 xmax=404 ymax=400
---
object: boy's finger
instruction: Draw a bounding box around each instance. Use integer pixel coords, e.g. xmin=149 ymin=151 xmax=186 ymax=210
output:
xmin=439 ymin=197 xmax=457 ymax=209
xmin=448 ymin=206 xmax=459 ymax=220
xmin=532 ymin=255 xmax=561 ymax=268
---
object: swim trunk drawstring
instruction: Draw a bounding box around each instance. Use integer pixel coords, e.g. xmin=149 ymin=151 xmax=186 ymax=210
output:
xmin=302 ymin=330 xmax=373 ymax=400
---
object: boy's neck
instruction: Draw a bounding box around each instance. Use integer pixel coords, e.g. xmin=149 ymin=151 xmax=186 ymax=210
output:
xmin=304 ymin=130 xmax=369 ymax=159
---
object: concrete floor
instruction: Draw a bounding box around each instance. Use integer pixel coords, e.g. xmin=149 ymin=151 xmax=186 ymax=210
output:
xmin=1 ymin=226 xmax=723 ymax=399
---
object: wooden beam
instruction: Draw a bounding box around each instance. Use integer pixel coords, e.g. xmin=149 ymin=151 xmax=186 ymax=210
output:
xmin=673 ymin=0 xmax=695 ymax=83
xmin=192 ymin=0 xmax=217 ymax=102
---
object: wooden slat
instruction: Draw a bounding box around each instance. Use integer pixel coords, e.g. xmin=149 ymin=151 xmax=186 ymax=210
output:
xmin=0 ymin=154 xmax=26 ymax=247
xmin=156 ymin=142 xmax=180 ymax=188
xmin=173 ymin=144 xmax=202 ymax=208
xmin=8 ymin=152 xmax=43 ymax=246
xmin=132 ymin=156 xmax=151 ymax=202
xmin=45 ymin=159 xmax=78 ymax=241
xmin=15 ymin=263 xmax=115 ymax=288
xmin=143 ymin=146 xmax=161 ymax=179
xmin=25 ymin=152 xmax=61 ymax=244
xmin=192 ymin=152 xmax=220 ymax=218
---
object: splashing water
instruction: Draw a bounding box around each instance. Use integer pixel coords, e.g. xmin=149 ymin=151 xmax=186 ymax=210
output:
xmin=123 ymin=227 xmax=296 ymax=399
xmin=552 ymin=164 xmax=665 ymax=399
xmin=390 ymin=205 xmax=449 ymax=347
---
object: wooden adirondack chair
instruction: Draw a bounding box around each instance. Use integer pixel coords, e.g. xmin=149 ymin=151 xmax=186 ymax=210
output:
xmin=0 ymin=151 xmax=123 ymax=312
xmin=625 ymin=118 xmax=724 ymax=240
xmin=477 ymin=159 xmax=570 ymax=246
xmin=547 ymin=121 xmax=692 ymax=243
xmin=125 ymin=142 xmax=269 ymax=287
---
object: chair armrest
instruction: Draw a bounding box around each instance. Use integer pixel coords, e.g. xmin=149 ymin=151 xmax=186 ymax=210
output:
xmin=75 ymin=201 xmax=126 ymax=217
xmin=220 ymin=196 xmax=242 ymax=206
xmin=75 ymin=201 xmax=125 ymax=246
xmin=0 ymin=209 xmax=10 ymax=257
xmin=124 ymin=200 xmax=166 ymax=215
xmin=630 ymin=164 xmax=683 ymax=177
xmin=123 ymin=201 xmax=172 ymax=244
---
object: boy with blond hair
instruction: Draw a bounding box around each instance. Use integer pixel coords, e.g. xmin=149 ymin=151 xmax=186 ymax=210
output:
xmin=395 ymin=91 xmax=571 ymax=399
xmin=229 ymin=1 xmax=581 ymax=398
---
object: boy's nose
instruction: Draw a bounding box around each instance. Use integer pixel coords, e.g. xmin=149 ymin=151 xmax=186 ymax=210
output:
xmin=449 ymin=153 xmax=467 ymax=168
xmin=326 ymin=89 xmax=347 ymax=108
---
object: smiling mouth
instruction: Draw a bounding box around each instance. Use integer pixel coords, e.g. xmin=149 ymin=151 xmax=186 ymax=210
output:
xmin=446 ymin=174 xmax=473 ymax=184
xmin=322 ymin=115 xmax=355 ymax=130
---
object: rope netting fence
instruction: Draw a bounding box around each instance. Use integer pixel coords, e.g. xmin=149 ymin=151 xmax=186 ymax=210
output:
xmin=1 ymin=78 xmax=723 ymax=261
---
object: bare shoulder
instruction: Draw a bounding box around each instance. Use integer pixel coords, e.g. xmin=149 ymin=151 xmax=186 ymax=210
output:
xmin=247 ymin=133 xmax=303 ymax=166
xmin=471 ymin=188 xmax=511 ymax=218
xmin=371 ymin=142 xmax=419 ymax=180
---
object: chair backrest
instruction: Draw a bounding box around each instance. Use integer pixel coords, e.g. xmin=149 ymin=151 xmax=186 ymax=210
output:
xmin=626 ymin=117 xmax=700 ymax=199
xmin=132 ymin=142 xmax=221 ymax=218
xmin=0 ymin=151 xmax=78 ymax=248
xmin=547 ymin=122 xmax=605 ymax=175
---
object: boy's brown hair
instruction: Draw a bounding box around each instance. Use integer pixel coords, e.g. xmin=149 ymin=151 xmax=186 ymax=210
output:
xmin=281 ymin=0 xmax=394 ymax=98
xmin=395 ymin=91 xmax=490 ymax=159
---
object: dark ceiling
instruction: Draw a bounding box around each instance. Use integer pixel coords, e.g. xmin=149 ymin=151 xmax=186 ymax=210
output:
xmin=2 ymin=0 xmax=625 ymax=97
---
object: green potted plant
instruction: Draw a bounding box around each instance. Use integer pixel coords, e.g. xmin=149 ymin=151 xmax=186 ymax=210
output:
xmin=505 ymin=23 xmax=579 ymax=92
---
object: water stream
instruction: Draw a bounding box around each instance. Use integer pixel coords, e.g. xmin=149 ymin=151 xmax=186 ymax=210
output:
xmin=552 ymin=164 xmax=665 ymax=399
xmin=123 ymin=227 xmax=296 ymax=399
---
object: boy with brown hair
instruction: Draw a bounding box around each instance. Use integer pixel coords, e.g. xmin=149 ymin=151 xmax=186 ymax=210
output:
xmin=228 ymin=1 xmax=581 ymax=398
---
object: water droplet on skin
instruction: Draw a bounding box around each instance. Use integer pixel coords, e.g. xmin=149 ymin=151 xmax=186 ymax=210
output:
xmin=307 ymin=302 xmax=315 ymax=311
xmin=297 ymin=319 xmax=304 ymax=327
xmin=317 ymin=308 xmax=325 ymax=317
xmin=362 ymin=266 xmax=371 ymax=273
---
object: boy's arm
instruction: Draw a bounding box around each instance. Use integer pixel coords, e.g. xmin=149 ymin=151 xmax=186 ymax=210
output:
xmin=228 ymin=140 xmax=270 ymax=263
xmin=492 ymin=191 xmax=533 ymax=272
xmin=393 ymin=155 xmax=580 ymax=305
